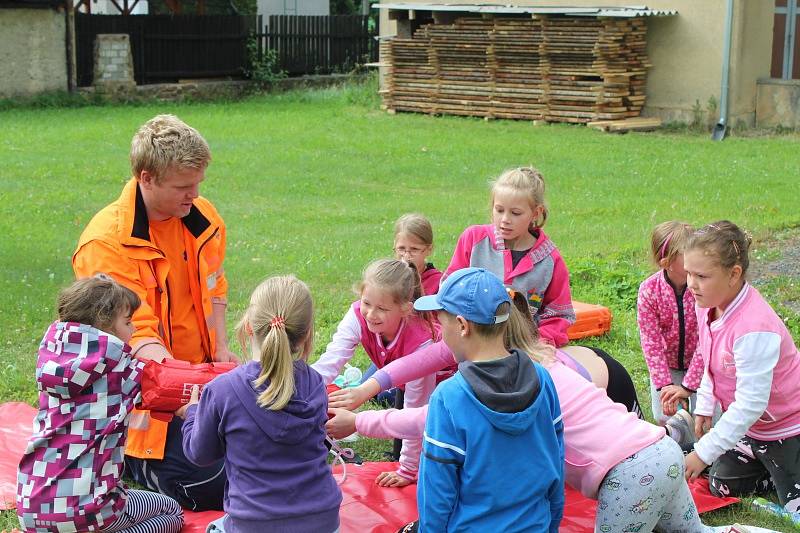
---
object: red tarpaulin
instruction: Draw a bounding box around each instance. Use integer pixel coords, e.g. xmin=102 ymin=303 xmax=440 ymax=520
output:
xmin=0 ymin=403 xmax=738 ymax=532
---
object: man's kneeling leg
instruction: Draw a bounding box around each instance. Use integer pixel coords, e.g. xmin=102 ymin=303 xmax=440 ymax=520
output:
xmin=125 ymin=416 xmax=226 ymax=511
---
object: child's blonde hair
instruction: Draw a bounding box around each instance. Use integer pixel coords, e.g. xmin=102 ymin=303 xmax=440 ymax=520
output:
xmin=686 ymin=220 xmax=752 ymax=275
xmin=650 ymin=221 xmax=693 ymax=267
xmin=236 ymin=276 xmax=314 ymax=411
xmin=490 ymin=167 xmax=548 ymax=229
xmin=504 ymin=289 xmax=556 ymax=365
xmin=395 ymin=213 xmax=434 ymax=247
xmin=130 ymin=114 xmax=211 ymax=183
xmin=357 ymin=258 xmax=436 ymax=341
xmin=57 ymin=274 xmax=140 ymax=333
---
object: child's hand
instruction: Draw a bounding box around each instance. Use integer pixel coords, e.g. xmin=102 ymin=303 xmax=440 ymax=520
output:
xmin=326 ymin=408 xmax=357 ymax=439
xmin=684 ymin=451 xmax=708 ymax=480
xmin=659 ymin=385 xmax=691 ymax=416
xmin=376 ymin=471 xmax=414 ymax=488
xmin=175 ymin=384 xmax=200 ymax=419
xmin=694 ymin=414 xmax=712 ymax=439
xmin=328 ymin=384 xmax=372 ymax=410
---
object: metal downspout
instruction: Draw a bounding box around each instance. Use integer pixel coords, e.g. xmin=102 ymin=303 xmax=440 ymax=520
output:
xmin=712 ymin=0 xmax=734 ymax=140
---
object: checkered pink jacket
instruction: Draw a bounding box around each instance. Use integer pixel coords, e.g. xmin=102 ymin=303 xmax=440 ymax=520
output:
xmin=16 ymin=321 xmax=144 ymax=533
xmin=637 ymin=270 xmax=703 ymax=390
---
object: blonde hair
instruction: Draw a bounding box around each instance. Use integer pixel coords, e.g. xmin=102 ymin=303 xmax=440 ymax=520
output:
xmin=57 ymin=274 xmax=140 ymax=333
xmin=490 ymin=166 xmax=548 ymax=229
xmin=130 ymin=114 xmax=211 ymax=183
xmin=357 ymin=258 xmax=436 ymax=341
xmin=395 ymin=213 xmax=434 ymax=247
xmin=650 ymin=221 xmax=693 ymax=267
xmin=686 ymin=220 xmax=752 ymax=275
xmin=235 ymin=276 xmax=314 ymax=411
xmin=504 ymin=290 xmax=556 ymax=365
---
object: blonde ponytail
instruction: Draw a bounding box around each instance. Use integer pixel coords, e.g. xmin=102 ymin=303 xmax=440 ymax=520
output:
xmin=505 ymin=289 xmax=555 ymax=365
xmin=235 ymin=276 xmax=314 ymax=411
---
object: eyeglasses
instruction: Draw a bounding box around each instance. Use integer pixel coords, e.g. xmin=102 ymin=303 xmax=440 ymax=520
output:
xmin=394 ymin=246 xmax=426 ymax=257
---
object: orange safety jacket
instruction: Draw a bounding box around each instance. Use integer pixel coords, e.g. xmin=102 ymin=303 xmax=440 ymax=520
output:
xmin=73 ymin=178 xmax=227 ymax=459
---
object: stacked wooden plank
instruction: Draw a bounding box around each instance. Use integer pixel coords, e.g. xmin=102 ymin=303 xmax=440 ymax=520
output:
xmin=382 ymin=15 xmax=653 ymax=123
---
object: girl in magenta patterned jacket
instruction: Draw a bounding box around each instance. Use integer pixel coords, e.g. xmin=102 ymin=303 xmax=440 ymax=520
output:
xmin=312 ymin=259 xmax=439 ymax=487
xmin=637 ymin=221 xmax=705 ymax=424
xmin=17 ymin=275 xmax=183 ymax=533
xmin=444 ymin=167 xmax=574 ymax=347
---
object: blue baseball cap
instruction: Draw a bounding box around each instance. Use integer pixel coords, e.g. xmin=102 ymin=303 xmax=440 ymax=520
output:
xmin=414 ymin=267 xmax=511 ymax=325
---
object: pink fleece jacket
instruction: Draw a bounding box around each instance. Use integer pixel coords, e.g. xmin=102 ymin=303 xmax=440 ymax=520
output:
xmin=637 ymin=270 xmax=703 ymax=390
xmin=693 ymin=283 xmax=800 ymax=466
xmin=366 ymin=343 xmax=664 ymax=498
xmin=445 ymin=224 xmax=574 ymax=347
xmin=420 ymin=264 xmax=443 ymax=296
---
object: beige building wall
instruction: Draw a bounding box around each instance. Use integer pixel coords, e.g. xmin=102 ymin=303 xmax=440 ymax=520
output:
xmin=0 ymin=8 xmax=68 ymax=98
xmin=379 ymin=0 xmax=774 ymax=125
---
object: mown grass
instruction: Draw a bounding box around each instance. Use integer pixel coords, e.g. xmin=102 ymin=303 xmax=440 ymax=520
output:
xmin=1 ymin=76 xmax=799 ymax=530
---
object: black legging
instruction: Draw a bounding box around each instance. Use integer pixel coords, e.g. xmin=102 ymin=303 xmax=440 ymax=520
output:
xmin=585 ymin=346 xmax=644 ymax=420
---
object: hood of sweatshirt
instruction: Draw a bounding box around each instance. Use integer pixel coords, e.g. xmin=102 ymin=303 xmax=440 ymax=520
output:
xmin=37 ymin=321 xmax=131 ymax=400
xmin=458 ymin=348 xmax=542 ymax=435
xmin=234 ymin=360 xmax=326 ymax=445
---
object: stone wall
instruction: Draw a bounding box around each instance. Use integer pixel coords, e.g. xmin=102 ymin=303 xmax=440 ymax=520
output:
xmin=756 ymin=78 xmax=800 ymax=129
xmin=77 ymin=73 xmax=366 ymax=102
xmin=0 ymin=8 xmax=68 ymax=98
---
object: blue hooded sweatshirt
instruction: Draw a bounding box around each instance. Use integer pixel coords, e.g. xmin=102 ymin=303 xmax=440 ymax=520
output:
xmin=182 ymin=360 xmax=341 ymax=533
xmin=418 ymin=349 xmax=564 ymax=532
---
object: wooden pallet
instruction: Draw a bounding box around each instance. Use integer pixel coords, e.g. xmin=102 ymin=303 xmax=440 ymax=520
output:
xmin=586 ymin=116 xmax=662 ymax=132
xmin=382 ymin=15 xmax=653 ymax=124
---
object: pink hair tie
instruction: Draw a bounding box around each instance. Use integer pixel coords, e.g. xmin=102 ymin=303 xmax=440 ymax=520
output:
xmin=270 ymin=316 xmax=286 ymax=329
xmin=659 ymin=233 xmax=674 ymax=260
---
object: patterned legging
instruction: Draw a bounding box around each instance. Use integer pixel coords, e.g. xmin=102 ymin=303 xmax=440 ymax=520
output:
xmin=594 ymin=436 xmax=712 ymax=533
xmin=103 ymin=489 xmax=184 ymax=533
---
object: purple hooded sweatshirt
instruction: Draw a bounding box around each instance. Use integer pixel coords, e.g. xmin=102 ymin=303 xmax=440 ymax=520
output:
xmin=182 ymin=360 xmax=341 ymax=533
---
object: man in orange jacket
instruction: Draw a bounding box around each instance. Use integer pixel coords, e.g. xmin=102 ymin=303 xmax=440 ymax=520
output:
xmin=73 ymin=114 xmax=237 ymax=510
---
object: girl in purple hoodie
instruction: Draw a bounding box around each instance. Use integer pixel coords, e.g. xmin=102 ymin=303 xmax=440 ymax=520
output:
xmin=180 ymin=275 xmax=342 ymax=533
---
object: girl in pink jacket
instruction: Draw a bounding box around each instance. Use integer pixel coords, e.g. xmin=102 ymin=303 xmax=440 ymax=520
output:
xmin=312 ymin=259 xmax=439 ymax=487
xmin=637 ymin=221 xmax=705 ymax=424
xmin=393 ymin=213 xmax=442 ymax=297
xmin=444 ymin=167 xmax=574 ymax=347
xmin=682 ymin=221 xmax=800 ymax=513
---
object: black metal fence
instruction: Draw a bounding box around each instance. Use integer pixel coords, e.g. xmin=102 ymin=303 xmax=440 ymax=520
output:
xmin=261 ymin=15 xmax=377 ymax=75
xmin=75 ymin=14 xmax=256 ymax=86
xmin=75 ymin=13 xmax=378 ymax=86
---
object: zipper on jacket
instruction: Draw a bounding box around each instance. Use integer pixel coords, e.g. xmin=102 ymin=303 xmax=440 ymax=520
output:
xmin=164 ymin=280 xmax=173 ymax=349
xmin=665 ymin=271 xmax=686 ymax=370
xmin=196 ymin=226 xmax=220 ymax=360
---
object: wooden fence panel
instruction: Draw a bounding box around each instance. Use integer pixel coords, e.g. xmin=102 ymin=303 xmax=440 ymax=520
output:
xmin=265 ymin=14 xmax=377 ymax=75
xmin=75 ymin=14 xmax=256 ymax=86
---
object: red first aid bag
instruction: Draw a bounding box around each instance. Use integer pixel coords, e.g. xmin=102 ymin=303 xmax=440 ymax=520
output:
xmin=139 ymin=359 xmax=238 ymax=412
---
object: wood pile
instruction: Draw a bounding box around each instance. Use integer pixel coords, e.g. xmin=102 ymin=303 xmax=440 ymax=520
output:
xmin=381 ymin=15 xmax=652 ymax=123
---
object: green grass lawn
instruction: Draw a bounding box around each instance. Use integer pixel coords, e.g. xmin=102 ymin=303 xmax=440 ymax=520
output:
xmin=1 ymin=76 xmax=799 ymax=530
